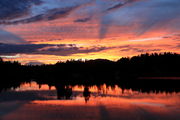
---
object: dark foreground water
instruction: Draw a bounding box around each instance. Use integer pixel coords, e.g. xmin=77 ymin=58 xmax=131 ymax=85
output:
xmin=0 ymin=82 xmax=180 ymax=120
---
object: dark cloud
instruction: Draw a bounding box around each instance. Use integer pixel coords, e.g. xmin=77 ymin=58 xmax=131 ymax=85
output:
xmin=106 ymin=0 xmax=141 ymax=12
xmin=0 ymin=0 xmax=42 ymax=20
xmin=0 ymin=43 xmax=111 ymax=56
xmin=74 ymin=17 xmax=91 ymax=23
xmin=106 ymin=3 xmax=124 ymax=11
xmin=0 ymin=6 xmax=79 ymax=25
xmin=118 ymin=44 xmax=162 ymax=53
xmin=120 ymin=47 xmax=161 ymax=53
xmin=0 ymin=43 xmax=47 ymax=54
xmin=0 ymin=0 xmax=93 ymax=25
xmin=0 ymin=0 xmax=141 ymax=26
xmin=25 ymin=61 xmax=44 ymax=65
xmin=135 ymin=48 xmax=161 ymax=53
xmin=35 ymin=44 xmax=111 ymax=56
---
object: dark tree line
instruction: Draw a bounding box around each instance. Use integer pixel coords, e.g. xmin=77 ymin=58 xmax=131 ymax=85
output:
xmin=0 ymin=52 xmax=180 ymax=93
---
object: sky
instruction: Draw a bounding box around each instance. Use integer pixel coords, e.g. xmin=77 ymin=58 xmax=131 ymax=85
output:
xmin=0 ymin=0 xmax=180 ymax=64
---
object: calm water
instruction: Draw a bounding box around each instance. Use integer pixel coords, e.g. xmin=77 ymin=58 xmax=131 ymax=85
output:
xmin=0 ymin=82 xmax=180 ymax=120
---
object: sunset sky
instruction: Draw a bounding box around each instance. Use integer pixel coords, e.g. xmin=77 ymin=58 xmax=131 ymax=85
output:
xmin=0 ymin=0 xmax=180 ymax=64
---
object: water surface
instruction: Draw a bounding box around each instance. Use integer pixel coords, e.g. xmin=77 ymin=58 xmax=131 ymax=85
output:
xmin=0 ymin=82 xmax=180 ymax=120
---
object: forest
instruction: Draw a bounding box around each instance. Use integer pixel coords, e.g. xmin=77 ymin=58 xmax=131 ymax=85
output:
xmin=0 ymin=52 xmax=180 ymax=93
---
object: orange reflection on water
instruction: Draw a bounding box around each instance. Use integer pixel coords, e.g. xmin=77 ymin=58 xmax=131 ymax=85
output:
xmin=15 ymin=82 xmax=56 ymax=91
xmin=14 ymin=82 xmax=180 ymax=108
xmin=17 ymin=82 xmax=180 ymax=108
xmin=32 ymin=94 xmax=180 ymax=117
xmin=2 ymin=82 xmax=180 ymax=120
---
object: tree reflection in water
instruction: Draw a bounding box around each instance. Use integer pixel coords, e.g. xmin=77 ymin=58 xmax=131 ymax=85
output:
xmin=1 ymin=81 xmax=180 ymax=103
xmin=55 ymin=85 xmax=91 ymax=103
xmin=83 ymin=87 xmax=91 ymax=103
xmin=56 ymin=85 xmax=72 ymax=100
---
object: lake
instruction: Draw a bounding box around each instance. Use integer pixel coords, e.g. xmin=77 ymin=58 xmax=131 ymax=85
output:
xmin=0 ymin=82 xmax=180 ymax=120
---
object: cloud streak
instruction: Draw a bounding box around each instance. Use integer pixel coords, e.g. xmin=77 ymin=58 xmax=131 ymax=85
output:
xmin=0 ymin=0 xmax=92 ymax=25
xmin=0 ymin=43 xmax=111 ymax=56
xmin=74 ymin=17 xmax=91 ymax=23
xmin=0 ymin=0 xmax=42 ymax=20
xmin=0 ymin=29 xmax=27 ymax=44
xmin=0 ymin=6 xmax=79 ymax=25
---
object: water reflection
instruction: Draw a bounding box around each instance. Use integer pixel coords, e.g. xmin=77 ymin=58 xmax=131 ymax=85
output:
xmin=83 ymin=87 xmax=91 ymax=103
xmin=3 ymin=82 xmax=177 ymax=104
xmin=56 ymin=85 xmax=72 ymax=100
xmin=1 ymin=82 xmax=180 ymax=120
